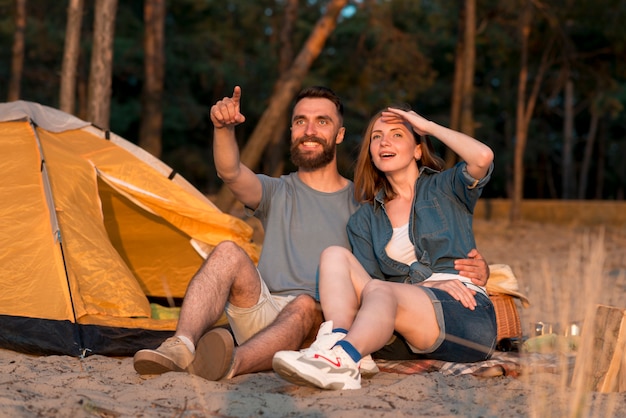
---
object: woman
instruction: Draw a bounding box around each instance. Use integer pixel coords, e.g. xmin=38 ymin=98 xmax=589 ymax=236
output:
xmin=272 ymin=106 xmax=497 ymax=390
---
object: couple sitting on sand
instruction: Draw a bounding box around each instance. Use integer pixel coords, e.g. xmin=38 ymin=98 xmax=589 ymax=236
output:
xmin=133 ymin=85 xmax=496 ymax=390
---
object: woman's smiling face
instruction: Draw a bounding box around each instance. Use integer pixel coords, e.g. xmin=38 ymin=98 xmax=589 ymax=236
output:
xmin=369 ymin=117 xmax=422 ymax=174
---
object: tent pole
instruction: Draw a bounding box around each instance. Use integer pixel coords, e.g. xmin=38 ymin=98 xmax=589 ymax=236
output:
xmin=31 ymin=121 xmax=87 ymax=357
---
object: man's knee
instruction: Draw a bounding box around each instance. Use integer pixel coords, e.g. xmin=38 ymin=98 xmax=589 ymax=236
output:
xmin=282 ymin=295 xmax=323 ymax=348
xmin=196 ymin=240 xmax=258 ymax=294
xmin=212 ymin=240 xmax=246 ymax=256
xmin=279 ymin=294 xmax=321 ymax=323
xmin=290 ymin=294 xmax=319 ymax=312
xmin=209 ymin=241 xmax=253 ymax=266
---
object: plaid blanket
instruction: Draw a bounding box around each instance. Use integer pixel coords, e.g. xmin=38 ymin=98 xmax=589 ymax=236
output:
xmin=375 ymin=351 xmax=576 ymax=378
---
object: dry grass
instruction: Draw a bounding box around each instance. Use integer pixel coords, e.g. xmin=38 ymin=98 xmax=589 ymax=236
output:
xmin=474 ymin=220 xmax=626 ymax=417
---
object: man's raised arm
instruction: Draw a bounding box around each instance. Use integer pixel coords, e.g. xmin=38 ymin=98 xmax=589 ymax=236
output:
xmin=210 ymin=86 xmax=262 ymax=209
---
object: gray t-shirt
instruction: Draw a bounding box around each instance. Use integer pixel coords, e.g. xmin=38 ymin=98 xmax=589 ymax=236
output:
xmin=251 ymin=172 xmax=360 ymax=298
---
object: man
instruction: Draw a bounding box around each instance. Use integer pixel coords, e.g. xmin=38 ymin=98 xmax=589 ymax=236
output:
xmin=133 ymin=86 xmax=488 ymax=380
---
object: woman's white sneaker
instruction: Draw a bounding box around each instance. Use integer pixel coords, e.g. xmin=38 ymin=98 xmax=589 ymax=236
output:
xmin=273 ymin=345 xmax=361 ymax=390
xmin=359 ymin=354 xmax=379 ymax=375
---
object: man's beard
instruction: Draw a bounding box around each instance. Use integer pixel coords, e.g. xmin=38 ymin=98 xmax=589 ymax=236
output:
xmin=290 ymin=136 xmax=336 ymax=170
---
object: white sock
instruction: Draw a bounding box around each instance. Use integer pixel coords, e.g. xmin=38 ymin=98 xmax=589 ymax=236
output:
xmin=177 ymin=335 xmax=195 ymax=354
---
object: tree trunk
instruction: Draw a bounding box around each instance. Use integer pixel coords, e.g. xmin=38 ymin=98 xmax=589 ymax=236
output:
xmin=87 ymin=0 xmax=118 ymax=129
xmin=460 ymin=0 xmax=476 ymax=142
xmin=577 ymin=101 xmax=599 ymax=199
xmin=446 ymin=0 xmax=475 ymax=168
xmin=510 ymin=0 xmax=532 ymax=223
xmin=618 ymin=153 xmax=625 ymax=200
xmin=59 ymin=0 xmax=84 ymax=114
xmin=138 ymin=0 xmax=166 ymax=158
xmin=8 ymin=0 xmax=26 ymax=102
xmin=262 ymin=0 xmax=298 ymax=178
xmin=214 ymin=0 xmax=349 ymax=212
xmin=446 ymin=7 xmax=465 ymax=168
xmin=510 ymin=1 xmax=552 ymax=222
xmin=77 ymin=76 xmax=88 ymax=120
xmin=594 ymin=119 xmax=606 ymax=199
xmin=562 ymin=78 xmax=575 ymax=199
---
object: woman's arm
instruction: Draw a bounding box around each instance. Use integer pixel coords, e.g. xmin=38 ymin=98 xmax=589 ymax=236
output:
xmin=347 ymin=210 xmax=385 ymax=281
xmin=382 ymin=108 xmax=494 ymax=180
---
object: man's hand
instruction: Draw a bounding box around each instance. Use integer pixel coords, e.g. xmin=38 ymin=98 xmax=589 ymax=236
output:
xmin=210 ymin=86 xmax=246 ymax=128
xmin=454 ymin=248 xmax=490 ymax=287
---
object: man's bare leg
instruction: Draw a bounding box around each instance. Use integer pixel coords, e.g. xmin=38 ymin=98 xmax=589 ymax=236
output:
xmin=229 ymin=294 xmax=323 ymax=376
xmin=176 ymin=240 xmax=262 ymax=343
xmin=133 ymin=240 xmax=261 ymax=375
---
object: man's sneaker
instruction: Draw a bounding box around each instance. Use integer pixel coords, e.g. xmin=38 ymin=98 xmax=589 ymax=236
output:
xmin=273 ymin=345 xmax=361 ymax=390
xmin=359 ymin=354 xmax=379 ymax=376
xmin=187 ymin=328 xmax=235 ymax=381
xmin=133 ymin=337 xmax=194 ymax=375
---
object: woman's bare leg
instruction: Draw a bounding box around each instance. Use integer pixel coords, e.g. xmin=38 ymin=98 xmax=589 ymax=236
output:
xmin=318 ymin=246 xmax=373 ymax=330
xmin=345 ymin=280 xmax=440 ymax=356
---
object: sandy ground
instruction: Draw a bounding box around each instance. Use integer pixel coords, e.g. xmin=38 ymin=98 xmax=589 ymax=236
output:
xmin=1 ymin=219 xmax=626 ymax=417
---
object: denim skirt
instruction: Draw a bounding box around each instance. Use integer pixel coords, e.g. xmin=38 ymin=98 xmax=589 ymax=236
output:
xmin=373 ymin=288 xmax=497 ymax=363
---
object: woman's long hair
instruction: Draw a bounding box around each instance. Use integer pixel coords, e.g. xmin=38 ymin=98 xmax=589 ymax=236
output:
xmin=354 ymin=106 xmax=445 ymax=203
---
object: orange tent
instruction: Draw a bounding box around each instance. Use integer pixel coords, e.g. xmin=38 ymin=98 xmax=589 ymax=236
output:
xmin=0 ymin=101 xmax=260 ymax=356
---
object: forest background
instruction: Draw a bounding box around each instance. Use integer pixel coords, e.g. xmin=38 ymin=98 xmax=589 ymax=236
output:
xmin=1 ymin=0 xmax=625 ymax=217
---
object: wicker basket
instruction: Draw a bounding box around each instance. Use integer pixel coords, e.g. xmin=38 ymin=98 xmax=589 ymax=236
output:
xmin=489 ymin=292 xmax=522 ymax=342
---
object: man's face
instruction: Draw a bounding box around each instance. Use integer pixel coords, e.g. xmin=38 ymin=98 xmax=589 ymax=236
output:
xmin=290 ymin=97 xmax=345 ymax=170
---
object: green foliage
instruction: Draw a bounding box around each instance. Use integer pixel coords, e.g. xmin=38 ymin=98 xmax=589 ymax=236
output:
xmin=2 ymin=0 xmax=625 ymax=198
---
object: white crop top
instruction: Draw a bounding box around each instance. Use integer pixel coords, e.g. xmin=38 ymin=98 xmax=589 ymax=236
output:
xmin=385 ymin=223 xmax=487 ymax=296
xmin=385 ymin=223 xmax=417 ymax=265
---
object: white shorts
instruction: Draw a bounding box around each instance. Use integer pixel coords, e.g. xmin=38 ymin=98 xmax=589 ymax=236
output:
xmin=224 ymin=270 xmax=295 ymax=345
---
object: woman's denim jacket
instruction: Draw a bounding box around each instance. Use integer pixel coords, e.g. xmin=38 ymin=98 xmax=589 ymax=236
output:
xmin=347 ymin=162 xmax=493 ymax=284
